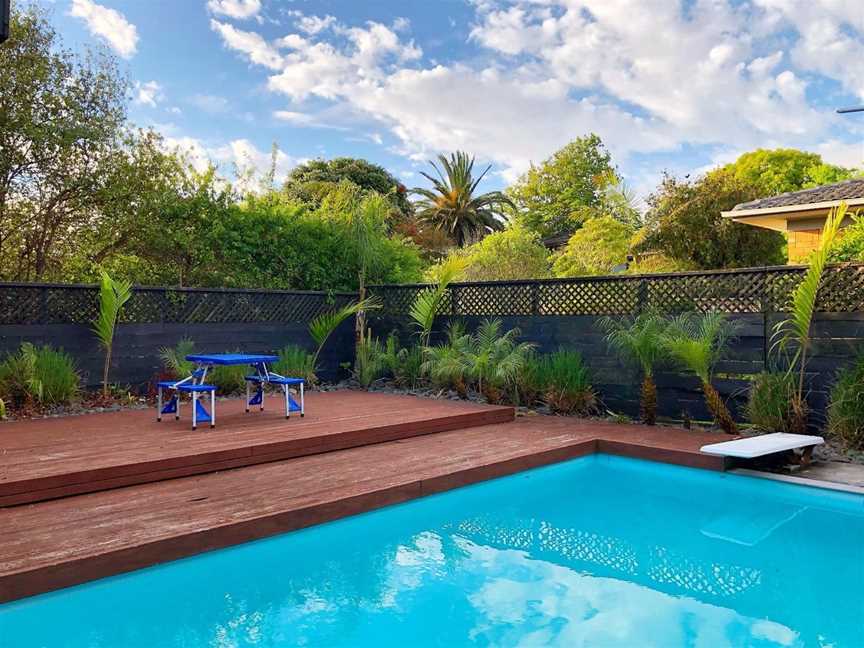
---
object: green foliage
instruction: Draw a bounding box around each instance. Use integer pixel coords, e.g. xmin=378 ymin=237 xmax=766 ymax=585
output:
xmin=409 ymin=256 xmax=467 ymax=346
xmin=719 ymin=149 xmax=856 ymax=196
xmin=309 ymin=298 xmax=378 ymax=371
xmin=426 ymin=226 xmax=551 ymax=282
xmin=381 ymin=335 xmax=424 ymax=389
xmin=353 ymin=329 xmax=386 ymax=389
xmin=412 ymin=152 xmax=512 ymax=246
xmin=0 ymin=6 xmax=128 ymax=281
xmin=0 ymin=343 xmax=79 ymax=407
xmin=158 ymin=338 xmax=195 ymax=379
xmin=598 ymin=314 xmax=666 ymax=377
xmin=421 ymin=322 xmax=472 ymax=395
xmin=464 ymin=319 xmax=536 ymax=402
xmin=827 ymin=356 xmax=864 ymax=450
xmin=552 ymin=217 xmax=634 ymax=277
xmin=507 ymin=134 xmax=617 ymax=239
xmin=829 ymin=211 xmax=864 ymax=262
xmin=772 ymin=205 xmax=847 ymax=387
xmin=661 ymin=312 xmax=735 ymax=384
xmin=0 ymin=398 xmax=5 ymax=419
xmin=275 ymin=345 xmax=317 ymax=385
xmin=528 ymin=350 xmax=595 ymax=415
xmin=638 ymin=171 xmax=785 ymax=269
xmin=746 ymin=372 xmax=798 ymax=433
xmin=282 ymin=157 xmax=412 ymax=217
xmin=93 ymin=271 xmax=132 ymax=397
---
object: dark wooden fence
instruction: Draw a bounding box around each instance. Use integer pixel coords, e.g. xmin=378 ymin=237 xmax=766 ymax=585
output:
xmin=369 ymin=264 xmax=864 ymax=424
xmin=0 ymin=283 xmax=356 ymax=387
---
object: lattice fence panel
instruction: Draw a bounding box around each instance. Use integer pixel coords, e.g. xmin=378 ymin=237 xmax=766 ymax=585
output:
xmin=539 ymin=279 xmax=641 ymax=315
xmin=0 ymin=284 xmax=354 ymax=325
xmin=452 ymin=283 xmax=535 ymax=316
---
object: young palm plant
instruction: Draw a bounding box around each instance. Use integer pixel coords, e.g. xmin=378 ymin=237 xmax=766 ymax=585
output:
xmin=465 ymin=319 xmax=535 ymax=403
xmin=598 ymin=314 xmax=665 ymax=425
xmin=92 ymin=271 xmax=132 ymax=398
xmin=408 ymin=256 xmax=467 ymax=348
xmin=770 ymin=202 xmax=848 ymax=433
xmin=661 ymin=312 xmax=739 ymax=434
xmin=411 ymin=152 xmax=513 ymax=246
xmin=309 ymin=297 xmax=379 ymax=377
xmin=158 ymin=338 xmax=196 ymax=379
xmin=422 ymin=322 xmax=472 ymax=397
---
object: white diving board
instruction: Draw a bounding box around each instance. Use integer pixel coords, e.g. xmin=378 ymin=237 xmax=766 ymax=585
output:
xmin=700 ymin=433 xmax=823 ymax=459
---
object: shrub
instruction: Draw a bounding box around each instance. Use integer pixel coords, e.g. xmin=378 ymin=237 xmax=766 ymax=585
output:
xmin=0 ymin=343 xmax=79 ymax=407
xmin=422 ymin=322 xmax=471 ymax=396
xmin=746 ymin=372 xmax=798 ymax=433
xmin=827 ymin=357 xmax=864 ymax=450
xmin=465 ymin=319 xmax=535 ymax=403
xmin=158 ymin=338 xmax=195 ymax=379
xmin=381 ymin=334 xmax=423 ymax=389
xmin=275 ymin=345 xmax=317 ymax=384
xmin=532 ymin=350 xmax=595 ymax=415
xmin=353 ymin=329 xmax=386 ymax=389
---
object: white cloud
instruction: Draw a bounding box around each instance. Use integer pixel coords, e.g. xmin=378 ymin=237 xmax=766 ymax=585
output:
xmin=161 ymin=135 xmax=299 ymax=191
xmin=69 ymin=0 xmax=138 ymax=59
xmin=210 ymin=19 xmax=283 ymax=69
xmin=134 ymin=80 xmax=162 ymax=108
xmin=189 ymin=93 xmax=230 ymax=114
xmin=213 ymin=4 xmax=863 ymax=187
xmin=207 ymin=0 xmax=262 ymax=21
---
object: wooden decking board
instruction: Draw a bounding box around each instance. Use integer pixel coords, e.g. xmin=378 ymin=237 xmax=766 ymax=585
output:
xmin=0 ymin=392 xmax=513 ymax=505
xmin=0 ymin=414 xmax=726 ymax=603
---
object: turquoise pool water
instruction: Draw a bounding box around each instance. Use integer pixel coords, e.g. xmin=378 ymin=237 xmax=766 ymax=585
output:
xmin=2 ymin=455 xmax=863 ymax=647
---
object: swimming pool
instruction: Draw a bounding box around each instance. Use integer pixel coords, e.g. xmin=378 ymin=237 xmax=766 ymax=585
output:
xmin=2 ymin=454 xmax=862 ymax=647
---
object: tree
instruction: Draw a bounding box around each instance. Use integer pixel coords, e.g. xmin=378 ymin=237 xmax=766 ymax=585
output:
xmin=637 ymin=171 xmax=785 ymax=269
xmin=720 ymin=148 xmax=856 ymax=196
xmin=830 ymin=213 xmax=864 ymax=262
xmin=426 ymin=226 xmax=551 ymax=282
xmin=552 ymin=217 xmax=633 ymax=277
xmin=507 ymin=134 xmax=617 ymax=238
xmin=0 ymin=7 xmax=128 ymax=281
xmin=411 ymin=152 xmax=512 ymax=247
xmin=282 ymin=157 xmax=411 ymax=217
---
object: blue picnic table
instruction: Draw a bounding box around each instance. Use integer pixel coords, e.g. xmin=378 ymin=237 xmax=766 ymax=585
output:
xmin=157 ymin=353 xmax=305 ymax=430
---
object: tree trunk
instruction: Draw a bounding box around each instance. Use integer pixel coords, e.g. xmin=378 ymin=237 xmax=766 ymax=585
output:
xmin=702 ymin=380 xmax=737 ymax=435
xmin=640 ymin=374 xmax=657 ymax=426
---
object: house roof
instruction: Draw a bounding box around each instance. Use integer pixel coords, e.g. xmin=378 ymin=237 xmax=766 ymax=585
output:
xmin=730 ymin=178 xmax=864 ymax=212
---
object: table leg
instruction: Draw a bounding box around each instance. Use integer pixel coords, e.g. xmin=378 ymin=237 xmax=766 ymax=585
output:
xmin=300 ymin=382 xmax=305 ymax=418
xmin=284 ymin=384 xmax=290 ymax=419
xmin=245 ymin=381 xmax=250 ymax=413
xmin=192 ymin=392 xmax=197 ymax=430
xmin=157 ymin=386 xmax=162 ymax=422
xmin=210 ymin=389 xmax=216 ymax=429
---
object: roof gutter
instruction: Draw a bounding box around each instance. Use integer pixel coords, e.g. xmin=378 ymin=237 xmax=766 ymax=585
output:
xmin=721 ymin=196 xmax=864 ymax=219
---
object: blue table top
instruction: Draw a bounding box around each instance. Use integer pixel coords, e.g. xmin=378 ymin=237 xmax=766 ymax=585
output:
xmin=186 ymin=353 xmax=279 ymax=365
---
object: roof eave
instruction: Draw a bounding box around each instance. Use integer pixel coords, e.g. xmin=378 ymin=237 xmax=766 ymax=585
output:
xmin=721 ymin=196 xmax=864 ymax=219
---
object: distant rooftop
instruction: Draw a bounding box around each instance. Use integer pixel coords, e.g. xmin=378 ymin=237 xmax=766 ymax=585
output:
xmin=731 ymin=178 xmax=864 ymax=212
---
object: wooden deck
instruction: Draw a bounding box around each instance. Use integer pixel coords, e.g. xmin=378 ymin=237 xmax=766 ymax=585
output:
xmin=0 ymin=392 xmax=514 ymax=506
xmin=0 ymin=405 xmax=727 ymax=604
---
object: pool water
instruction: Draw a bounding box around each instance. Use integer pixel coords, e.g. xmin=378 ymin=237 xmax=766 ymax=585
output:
xmin=2 ymin=455 xmax=863 ymax=647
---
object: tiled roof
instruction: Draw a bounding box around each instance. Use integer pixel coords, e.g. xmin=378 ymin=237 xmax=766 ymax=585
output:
xmin=732 ymin=178 xmax=864 ymax=211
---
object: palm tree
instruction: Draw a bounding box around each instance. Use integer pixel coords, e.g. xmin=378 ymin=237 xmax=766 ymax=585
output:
xmin=411 ymin=152 xmax=513 ymax=246
xmin=661 ymin=312 xmax=739 ymax=434
xmin=598 ymin=313 xmax=665 ymax=425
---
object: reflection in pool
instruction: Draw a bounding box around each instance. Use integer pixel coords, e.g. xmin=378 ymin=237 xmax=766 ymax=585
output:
xmin=2 ymin=454 xmax=862 ymax=647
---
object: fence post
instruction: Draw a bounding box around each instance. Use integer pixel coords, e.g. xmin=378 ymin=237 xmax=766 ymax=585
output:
xmin=635 ymin=279 xmax=648 ymax=315
xmin=450 ymin=286 xmax=459 ymax=316
xmin=39 ymin=286 xmax=49 ymax=324
xmin=761 ymin=268 xmax=769 ymax=370
xmin=531 ymin=282 xmax=540 ymax=316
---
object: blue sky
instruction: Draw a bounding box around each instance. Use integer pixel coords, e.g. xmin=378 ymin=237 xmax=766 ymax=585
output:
xmin=47 ymin=0 xmax=864 ymax=197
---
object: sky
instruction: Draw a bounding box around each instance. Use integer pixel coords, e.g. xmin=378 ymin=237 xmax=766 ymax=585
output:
xmin=42 ymin=0 xmax=864 ymax=198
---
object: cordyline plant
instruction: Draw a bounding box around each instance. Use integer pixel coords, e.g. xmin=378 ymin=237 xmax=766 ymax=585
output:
xmin=92 ymin=271 xmax=132 ymax=398
xmin=661 ymin=312 xmax=739 ymax=434
xmin=598 ymin=313 xmax=666 ymax=425
xmin=771 ymin=202 xmax=849 ymax=433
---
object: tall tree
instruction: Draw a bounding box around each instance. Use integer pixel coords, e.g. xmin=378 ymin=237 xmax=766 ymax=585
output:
xmin=720 ymin=148 xmax=857 ymax=196
xmin=507 ymin=134 xmax=617 ymax=239
xmin=411 ymin=151 xmax=512 ymax=247
xmin=552 ymin=216 xmax=634 ymax=277
xmin=0 ymin=7 xmax=127 ymax=281
xmin=282 ymin=157 xmax=412 ymax=217
xmin=637 ymin=171 xmax=785 ymax=269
